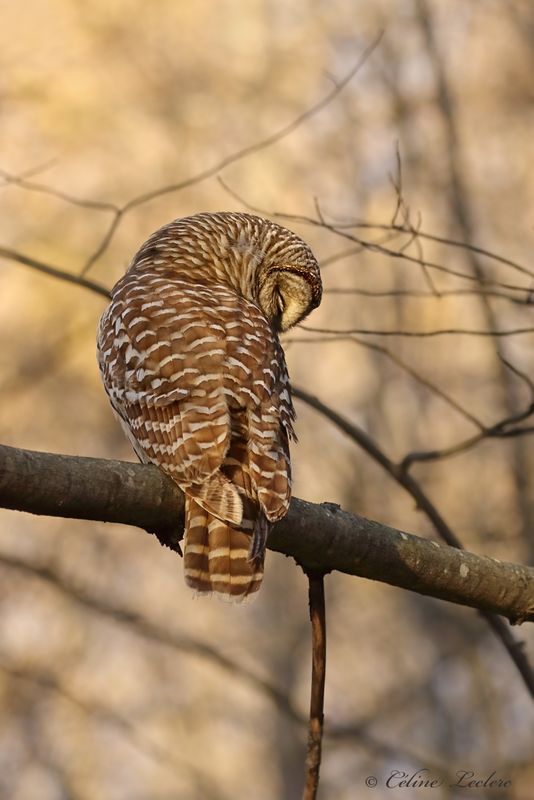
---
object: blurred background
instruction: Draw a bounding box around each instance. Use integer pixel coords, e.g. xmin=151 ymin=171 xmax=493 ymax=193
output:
xmin=0 ymin=1 xmax=533 ymax=797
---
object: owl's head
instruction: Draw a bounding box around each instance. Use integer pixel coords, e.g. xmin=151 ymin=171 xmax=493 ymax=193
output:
xmin=257 ymin=259 xmax=322 ymax=332
xmin=132 ymin=211 xmax=322 ymax=331
xmin=248 ymin=216 xmax=322 ymax=332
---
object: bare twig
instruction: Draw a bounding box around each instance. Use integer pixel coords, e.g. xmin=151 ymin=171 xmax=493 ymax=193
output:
xmin=400 ymin=408 xmax=534 ymax=469
xmin=399 ymin=356 xmax=534 ymax=468
xmin=82 ymin=209 xmax=123 ymax=273
xmin=219 ymin=176 xmax=534 ymax=284
xmin=322 ymin=287 xmax=533 ymax=306
xmin=415 ymin=0 xmax=534 ymax=565
xmin=300 ymin=323 xmax=534 ymax=338
xmin=0 ymin=159 xmax=58 ymax=186
xmin=0 ymin=166 xmax=120 ymax=213
xmin=286 ymin=334 xmax=485 ymax=430
xmin=388 ymin=145 xmax=440 ymax=295
xmin=81 ymin=33 xmax=383 ymax=274
xmin=0 ymin=246 xmax=111 ymax=299
xmin=323 ymin=221 xmax=534 ymax=282
xmin=212 ymin=188 xmax=534 ymax=294
xmin=303 ymin=573 xmax=327 ymax=800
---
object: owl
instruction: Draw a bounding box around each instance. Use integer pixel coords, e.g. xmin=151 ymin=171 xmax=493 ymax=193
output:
xmin=97 ymin=212 xmax=322 ymax=600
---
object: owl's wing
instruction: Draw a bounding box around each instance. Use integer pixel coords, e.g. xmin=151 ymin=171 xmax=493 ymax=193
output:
xmin=97 ymin=277 xmax=242 ymax=524
xmin=98 ymin=273 xmax=296 ymax=527
xmin=248 ymin=368 xmax=294 ymax=523
xmin=220 ymin=304 xmax=295 ymax=524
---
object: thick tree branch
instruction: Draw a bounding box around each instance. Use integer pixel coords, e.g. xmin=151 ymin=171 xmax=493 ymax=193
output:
xmin=1 ymin=443 xmax=533 ymax=625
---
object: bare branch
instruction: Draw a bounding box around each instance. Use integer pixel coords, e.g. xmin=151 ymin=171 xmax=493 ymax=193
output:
xmin=303 ymin=573 xmax=326 ymax=800
xmin=122 ymin=34 xmax=383 ymax=215
xmin=400 ymin=404 xmax=534 ymax=469
xmin=322 ymin=287 xmax=533 ymax=306
xmin=325 ymin=221 xmax=534 ymax=282
xmin=211 ymin=189 xmax=534 ymax=294
xmin=286 ymin=334 xmax=485 ymax=431
xmin=0 ymin=159 xmax=58 ymax=186
xmin=387 ymin=145 xmax=440 ymax=295
xmin=399 ymin=356 xmax=534 ymax=469
xmin=300 ymin=323 xmax=534 ymax=338
xmin=291 ymin=386 xmax=534 ymax=697
xmin=81 ymin=32 xmax=383 ymax=274
xmin=219 ymin=176 xmax=534 ymax=284
xmin=82 ymin=209 xmax=123 ymax=274
xmin=0 ymin=166 xmax=120 ymax=213
xmin=0 ymin=442 xmax=533 ymax=630
xmin=0 ymin=246 xmax=111 ymax=299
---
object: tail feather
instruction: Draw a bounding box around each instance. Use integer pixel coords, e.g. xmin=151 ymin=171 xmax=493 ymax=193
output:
xmin=183 ymin=497 xmax=211 ymax=593
xmin=207 ymin=516 xmax=264 ymax=601
xmin=187 ymin=472 xmax=243 ymax=526
xmin=183 ymin=495 xmax=264 ymax=601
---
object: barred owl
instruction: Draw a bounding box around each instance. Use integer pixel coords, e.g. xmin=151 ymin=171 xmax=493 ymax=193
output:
xmin=97 ymin=212 xmax=321 ymax=600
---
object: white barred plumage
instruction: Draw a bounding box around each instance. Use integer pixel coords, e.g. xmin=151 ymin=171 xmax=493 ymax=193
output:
xmin=97 ymin=212 xmax=322 ymax=600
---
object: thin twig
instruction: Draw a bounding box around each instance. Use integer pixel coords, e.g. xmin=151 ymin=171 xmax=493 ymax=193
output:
xmin=400 ymin=405 xmax=534 ymax=469
xmin=82 ymin=208 xmax=123 ymax=274
xmin=211 ymin=188 xmax=534 ymax=294
xmin=124 ymin=34 xmax=382 ymax=215
xmin=286 ymin=333 xmax=485 ymax=430
xmin=0 ymin=246 xmax=111 ymax=299
xmin=388 ymin=145 xmax=440 ymax=295
xmin=0 ymin=159 xmax=58 ymax=186
xmin=303 ymin=573 xmax=327 ymax=800
xmin=323 ymin=221 xmax=534 ymax=281
xmin=399 ymin=356 xmax=534 ymax=468
xmin=80 ymin=33 xmax=383 ymax=274
xmin=300 ymin=323 xmax=534 ymax=338
xmin=322 ymin=286 xmax=533 ymax=305
xmin=0 ymin=166 xmax=120 ymax=212
xmin=219 ymin=175 xmax=534 ymax=283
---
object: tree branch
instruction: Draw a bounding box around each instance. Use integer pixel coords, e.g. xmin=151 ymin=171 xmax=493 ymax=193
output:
xmin=1 ymin=443 xmax=533 ymax=625
xmin=292 ymin=386 xmax=534 ymax=697
xmin=0 ymin=246 xmax=111 ymax=299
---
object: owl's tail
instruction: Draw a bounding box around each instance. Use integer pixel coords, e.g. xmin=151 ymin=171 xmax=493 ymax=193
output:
xmin=183 ymin=496 xmax=264 ymax=601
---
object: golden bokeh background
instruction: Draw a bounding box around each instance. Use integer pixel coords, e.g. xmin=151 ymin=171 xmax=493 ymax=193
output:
xmin=0 ymin=1 xmax=533 ymax=798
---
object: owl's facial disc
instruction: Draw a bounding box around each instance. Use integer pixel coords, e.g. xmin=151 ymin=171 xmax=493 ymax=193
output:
xmin=259 ymin=267 xmax=317 ymax=332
